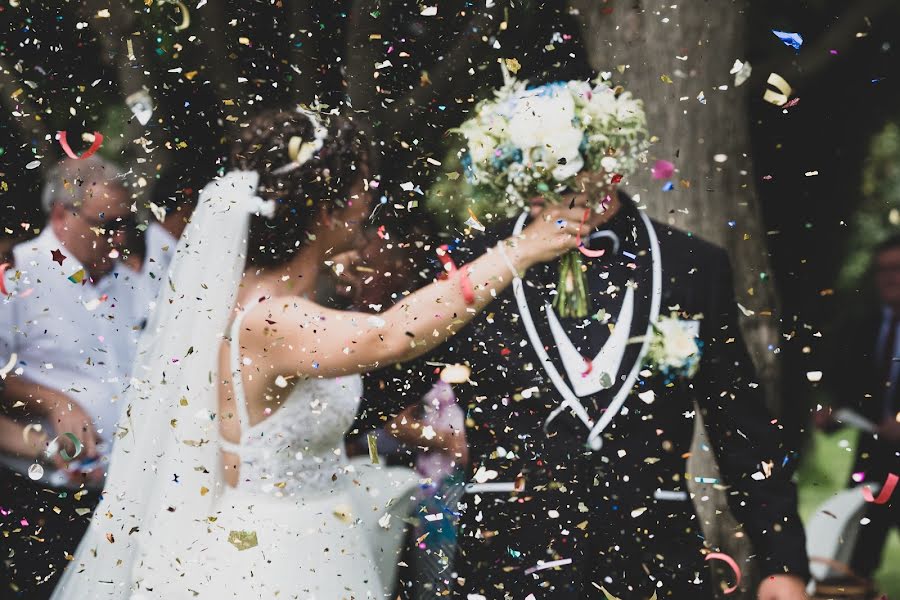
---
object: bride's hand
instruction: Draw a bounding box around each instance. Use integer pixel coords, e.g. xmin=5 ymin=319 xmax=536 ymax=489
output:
xmin=508 ymin=201 xmax=591 ymax=268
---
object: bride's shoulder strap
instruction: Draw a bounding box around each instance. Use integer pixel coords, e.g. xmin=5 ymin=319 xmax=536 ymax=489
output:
xmin=227 ymin=299 xmax=260 ymax=444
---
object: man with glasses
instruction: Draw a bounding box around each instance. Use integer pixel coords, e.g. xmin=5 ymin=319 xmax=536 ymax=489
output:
xmin=0 ymin=156 xmax=175 ymax=599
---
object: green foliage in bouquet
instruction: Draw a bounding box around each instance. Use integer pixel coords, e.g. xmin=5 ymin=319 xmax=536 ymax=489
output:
xmin=426 ymin=68 xmax=650 ymax=317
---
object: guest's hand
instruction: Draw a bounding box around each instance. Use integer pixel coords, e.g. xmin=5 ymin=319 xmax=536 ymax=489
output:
xmin=757 ymin=575 xmax=809 ymax=600
xmin=46 ymin=399 xmax=99 ymax=469
xmin=876 ymin=415 xmax=900 ymax=442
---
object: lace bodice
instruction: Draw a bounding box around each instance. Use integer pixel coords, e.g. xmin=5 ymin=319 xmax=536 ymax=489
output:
xmin=223 ymin=301 xmax=362 ymax=498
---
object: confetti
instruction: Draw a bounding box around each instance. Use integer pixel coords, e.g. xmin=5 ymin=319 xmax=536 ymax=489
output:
xmin=57 ymin=131 xmax=104 ymax=160
xmin=704 ymin=552 xmax=741 ymax=594
xmin=524 ymin=557 xmax=572 ymax=575
xmin=440 ymin=363 xmax=471 ymax=383
xmin=367 ymin=433 xmax=380 ymax=464
xmin=763 ymin=73 xmax=792 ymax=106
xmin=126 ymin=91 xmax=153 ymax=125
xmin=227 ymin=530 xmax=259 ymax=551
xmin=170 ymin=0 xmax=190 ymax=31
xmin=68 ymin=269 xmax=87 ymax=284
xmin=56 ymin=432 xmax=84 ymax=461
xmin=465 ymin=208 xmax=486 ymax=232
xmin=27 ymin=463 xmax=44 ymax=481
xmin=651 ymin=160 xmax=675 ymax=180
xmin=730 ymin=59 xmax=752 ymax=86
xmin=772 ymin=30 xmax=804 ymax=51
xmin=862 ymin=473 xmax=898 ymax=505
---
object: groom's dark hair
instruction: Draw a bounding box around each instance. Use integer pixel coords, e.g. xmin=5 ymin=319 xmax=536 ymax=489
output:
xmin=232 ymin=108 xmax=368 ymax=267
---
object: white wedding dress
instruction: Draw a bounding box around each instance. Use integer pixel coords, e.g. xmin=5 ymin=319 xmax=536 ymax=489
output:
xmin=132 ymin=301 xmax=419 ymax=599
xmin=51 ymin=172 xmax=418 ymax=600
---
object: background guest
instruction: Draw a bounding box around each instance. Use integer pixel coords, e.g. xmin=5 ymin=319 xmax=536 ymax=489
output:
xmin=0 ymin=156 xmax=174 ymax=599
xmin=817 ymin=234 xmax=900 ymax=582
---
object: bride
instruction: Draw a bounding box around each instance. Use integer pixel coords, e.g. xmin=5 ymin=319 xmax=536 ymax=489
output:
xmin=51 ymin=108 xmax=590 ymax=599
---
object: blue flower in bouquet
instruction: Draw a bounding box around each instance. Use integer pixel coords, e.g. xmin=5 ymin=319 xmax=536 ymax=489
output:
xmin=490 ymin=144 xmax=522 ymax=171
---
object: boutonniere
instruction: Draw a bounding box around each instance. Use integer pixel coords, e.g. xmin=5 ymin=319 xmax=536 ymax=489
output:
xmin=643 ymin=313 xmax=703 ymax=380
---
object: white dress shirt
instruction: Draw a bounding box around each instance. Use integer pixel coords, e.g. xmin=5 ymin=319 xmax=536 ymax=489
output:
xmin=0 ymin=223 xmax=174 ymax=484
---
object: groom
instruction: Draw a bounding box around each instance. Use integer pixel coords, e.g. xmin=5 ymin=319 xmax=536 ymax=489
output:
xmin=364 ymin=188 xmax=809 ymax=599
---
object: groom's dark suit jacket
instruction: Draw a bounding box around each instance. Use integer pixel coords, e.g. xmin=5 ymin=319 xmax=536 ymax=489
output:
xmin=362 ymin=195 xmax=809 ymax=598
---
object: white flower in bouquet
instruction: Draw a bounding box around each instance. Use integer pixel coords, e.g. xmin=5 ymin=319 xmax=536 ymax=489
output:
xmin=646 ymin=314 xmax=703 ymax=379
xmin=507 ymin=91 xmax=584 ymax=182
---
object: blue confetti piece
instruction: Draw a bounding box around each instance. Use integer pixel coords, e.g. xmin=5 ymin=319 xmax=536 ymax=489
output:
xmin=772 ymin=29 xmax=803 ymax=51
xmin=662 ymin=181 xmax=674 ymax=192
xmin=622 ymin=251 xmax=636 ymax=259
xmin=727 ymin=220 xmax=736 ymax=228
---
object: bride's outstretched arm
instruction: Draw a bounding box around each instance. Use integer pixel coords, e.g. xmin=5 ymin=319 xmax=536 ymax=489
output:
xmin=268 ymin=203 xmax=589 ymax=378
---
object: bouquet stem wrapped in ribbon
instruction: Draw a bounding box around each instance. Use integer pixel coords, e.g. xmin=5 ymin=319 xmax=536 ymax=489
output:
xmin=431 ymin=65 xmax=650 ymax=318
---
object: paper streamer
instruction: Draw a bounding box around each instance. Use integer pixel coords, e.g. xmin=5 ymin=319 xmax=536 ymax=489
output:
xmin=172 ymin=0 xmax=190 ymax=31
xmin=763 ymin=73 xmax=792 ymax=106
xmin=21 ymin=423 xmax=42 ymax=445
xmin=577 ymin=208 xmax=606 ymax=258
xmin=862 ymin=473 xmax=898 ymax=505
xmin=705 ymin=552 xmax=741 ymax=594
xmin=57 ymin=131 xmax=104 ymax=160
xmin=52 ymin=432 xmax=83 ymax=462
xmin=0 ymin=352 xmax=17 ymax=379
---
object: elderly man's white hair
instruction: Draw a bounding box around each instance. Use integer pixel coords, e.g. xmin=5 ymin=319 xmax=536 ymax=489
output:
xmin=40 ymin=156 xmax=125 ymax=214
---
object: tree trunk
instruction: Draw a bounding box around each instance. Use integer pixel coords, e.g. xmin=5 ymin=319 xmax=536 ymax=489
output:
xmin=572 ymin=0 xmax=782 ymax=596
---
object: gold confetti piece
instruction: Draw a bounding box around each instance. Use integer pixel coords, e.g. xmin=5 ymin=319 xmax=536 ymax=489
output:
xmin=126 ymin=39 xmax=135 ymax=61
xmin=660 ymin=74 xmax=673 ymax=84
xmin=504 ymin=58 xmax=521 ymax=74
xmin=333 ymin=504 xmax=353 ymax=523
xmin=763 ymin=72 xmax=792 ymax=106
xmin=199 ymin=486 xmax=209 ymax=496
xmin=227 ymin=530 xmax=258 ymax=551
xmin=440 ymin=363 xmax=470 ymax=384
xmin=367 ymin=433 xmax=379 ymax=464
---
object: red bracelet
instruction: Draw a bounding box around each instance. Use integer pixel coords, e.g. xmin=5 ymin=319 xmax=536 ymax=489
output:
xmin=436 ymin=245 xmax=475 ymax=305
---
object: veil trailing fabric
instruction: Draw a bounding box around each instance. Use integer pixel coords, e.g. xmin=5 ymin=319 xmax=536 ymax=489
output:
xmin=52 ymin=171 xmax=274 ymax=599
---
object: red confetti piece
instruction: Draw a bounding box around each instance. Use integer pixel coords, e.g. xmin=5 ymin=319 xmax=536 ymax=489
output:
xmin=500 ymin=348 xmax=511 ymax=356
xmin=0 ymin=263 xmax=8 ymax=295
xmin=705 ymin=552 xmax=741 ymax=594
xmin=57 ymin=131 xmax=104 ymax=160
xmin=610 ymin=173 xmax=623 ymax=184
xmin=376 ymin=225 xmax=386 ymax=239
xmin=581 ymin=357 xmax=593 ymax=377
xmin=862 ymin=473 xmax=898 ymax=505
xmin=576 ymin=208 xmax=606 ymax=258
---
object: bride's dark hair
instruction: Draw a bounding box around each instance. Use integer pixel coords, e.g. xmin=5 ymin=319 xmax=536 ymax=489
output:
xmin=231 ymin=108 xmax=368 ymax=267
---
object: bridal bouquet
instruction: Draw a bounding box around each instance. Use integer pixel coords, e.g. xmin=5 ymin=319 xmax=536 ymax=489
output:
xmin=445 ymin=68 xmax=650 ymax=317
